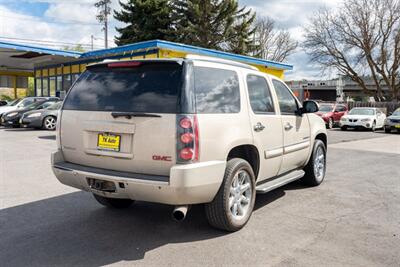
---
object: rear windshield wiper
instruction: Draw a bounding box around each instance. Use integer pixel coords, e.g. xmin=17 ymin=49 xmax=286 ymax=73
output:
xmin=111 ymin=112 xmax=162 ymax=119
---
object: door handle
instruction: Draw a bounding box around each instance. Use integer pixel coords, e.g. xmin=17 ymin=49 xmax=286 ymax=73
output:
xmin=284 ymin=122 xmax=293 ymax=131
xmin=254 ymin=122 xmax=265 ymax=132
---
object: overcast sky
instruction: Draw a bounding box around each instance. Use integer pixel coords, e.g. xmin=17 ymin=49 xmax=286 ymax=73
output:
xmin=0 ymin=0 xmax=342 ymax=80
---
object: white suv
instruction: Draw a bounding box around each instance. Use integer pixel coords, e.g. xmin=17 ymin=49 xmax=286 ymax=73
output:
xmin=52 ymin=55 xmax=327 ymax=231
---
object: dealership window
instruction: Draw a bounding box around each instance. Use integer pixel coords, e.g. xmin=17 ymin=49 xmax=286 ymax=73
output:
xmin=16 ymin=77 xmax=28 ymax=88
xmin=56 ymin=76 xmax=62 ymax=92
xmin=42 ymin=78 xmax=49 ymax=96
xmin=49 ymin=77 xmax=56 ymax=96
xmin=63 ymin=74 xmax=71 ymax=91
xmin=36 ymin=78 xmax=42 ymax=96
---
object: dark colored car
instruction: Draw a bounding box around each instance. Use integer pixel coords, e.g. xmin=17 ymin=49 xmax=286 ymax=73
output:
xmin=1 ymin=100 xmax=58 ymax=128
xmin=315 ymin=103 xmax=348 ymax=129
xmin=20 ymin=101 xmax=62 ymax=130
xmin=384 ymin=108 xmax=400 ymax=133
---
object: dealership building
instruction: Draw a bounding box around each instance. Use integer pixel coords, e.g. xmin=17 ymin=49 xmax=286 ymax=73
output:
xmin=0 ymin=40 xmax=294 ymax=99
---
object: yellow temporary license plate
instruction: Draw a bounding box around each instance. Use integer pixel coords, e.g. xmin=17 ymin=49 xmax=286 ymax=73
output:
xmin=395 ymin=124 xmax=400 ymax=129
xmin=97 ymin=133 xmax=121 ymax=152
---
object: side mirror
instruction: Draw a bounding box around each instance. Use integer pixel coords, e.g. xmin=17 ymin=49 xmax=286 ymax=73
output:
xmin=301 ymin=100 xmax=319 ymax=114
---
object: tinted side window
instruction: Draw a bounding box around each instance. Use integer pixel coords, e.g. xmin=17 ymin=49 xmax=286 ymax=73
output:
xmin=246 ymin=75 xmax=275 ymax=114
xmin=194 ymin=67 xmax=240 ymax=113
xmin=272 ymin=80 xmax=298 ymax=114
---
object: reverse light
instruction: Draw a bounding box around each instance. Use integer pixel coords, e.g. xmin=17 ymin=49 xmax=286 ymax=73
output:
xmin=180 ymin=133 xmax=194 ymax=144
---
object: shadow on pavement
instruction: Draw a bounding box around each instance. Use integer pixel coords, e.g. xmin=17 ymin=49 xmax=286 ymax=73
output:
xmin=38 ymin=135 xmax=56 ymax=140
xmin=0 ymin=182 xmax=302 ymax=266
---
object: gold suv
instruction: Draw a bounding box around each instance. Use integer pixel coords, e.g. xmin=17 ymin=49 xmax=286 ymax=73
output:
xmin=52 ymin=55 xmax=327 ymax=231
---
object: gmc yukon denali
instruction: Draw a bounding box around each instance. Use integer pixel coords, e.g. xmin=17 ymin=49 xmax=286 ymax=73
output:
xmin=52 ymin=55 xmax=327 ymax=231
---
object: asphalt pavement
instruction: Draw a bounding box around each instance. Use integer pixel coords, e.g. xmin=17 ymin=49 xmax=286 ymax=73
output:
xmin=0 ymin=127 xmax=399 ymax=266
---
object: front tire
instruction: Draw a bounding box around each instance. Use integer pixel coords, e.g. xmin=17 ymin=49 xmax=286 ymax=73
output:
xmin=93 ymin=194 xmax=134 ymax=209
xmin=371 ymin=121 xmax=376 ymax=132
xmin=205 ymin=158 xmax=256 ymax=232
xmin=341 ymin=126 xmax=347 ymax=131
xmin=302 ymin=139 xmax=326 ymax=186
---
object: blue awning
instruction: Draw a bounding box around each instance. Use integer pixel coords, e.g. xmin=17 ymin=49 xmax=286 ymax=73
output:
xmin=81 ymin=40 xmax=293 ymax=71
xmin=0 ymin=41 xmax=82 ymax=58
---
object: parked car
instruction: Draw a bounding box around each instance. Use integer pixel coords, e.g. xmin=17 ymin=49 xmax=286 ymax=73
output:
xmin=0 ymin=97 xmax=58 ymax=119
xmin=1 ymin=100 xmax=58 ymax=127
xmin=0 ymin=100 xmax=8 ymax=106
xmin=51 ymin=56 xmax=327 ymax=232
xmin=384 ymin=108 xmax=400 ymax=133
xmin=315 ymin=102 xmax=348 ymax=129
xmin=20 ymin=101 xmax=62 ymax=130
xmin=340 ymin=107 xmax=386 ymax=131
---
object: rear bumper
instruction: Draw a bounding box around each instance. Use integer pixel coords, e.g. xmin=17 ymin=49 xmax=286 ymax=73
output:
xmin=51 ymin=149 xmax=226 ymax=205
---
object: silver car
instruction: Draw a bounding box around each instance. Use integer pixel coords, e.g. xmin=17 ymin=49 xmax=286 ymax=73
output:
xmin=384 ymin=108 xmax=400 ymax=133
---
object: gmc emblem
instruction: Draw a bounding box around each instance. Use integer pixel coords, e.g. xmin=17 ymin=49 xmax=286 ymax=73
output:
xmin=152 ymin=155 xmax=172 ymax=162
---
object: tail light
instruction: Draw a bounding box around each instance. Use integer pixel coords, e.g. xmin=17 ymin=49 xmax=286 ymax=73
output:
xmin=177 ymin=115 xmax=199 ymax=163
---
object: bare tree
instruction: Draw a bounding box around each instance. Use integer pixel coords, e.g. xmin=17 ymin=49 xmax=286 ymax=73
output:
xmin=304 ymin=0 xmax=400 ymax=101
xmin=253 ymin=17 xmax=298 ymax=62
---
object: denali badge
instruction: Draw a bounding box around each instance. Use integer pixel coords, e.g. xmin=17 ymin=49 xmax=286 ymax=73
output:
xmin=152 ymin=155 xmax=172 ymax=162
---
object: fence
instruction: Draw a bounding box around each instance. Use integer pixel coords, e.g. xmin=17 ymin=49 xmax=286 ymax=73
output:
xmin=347 ymin=101 xmax=400 ymax=114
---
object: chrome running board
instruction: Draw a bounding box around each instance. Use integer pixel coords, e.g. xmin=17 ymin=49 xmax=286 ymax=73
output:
xmin=256 ymin=169 xmax=305 ymax=194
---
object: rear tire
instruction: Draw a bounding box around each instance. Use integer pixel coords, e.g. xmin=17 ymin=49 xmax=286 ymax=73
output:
xmin=43 ymin=116 xmax=57 ymax=130
xmin=302 ymin=139 xmax=326 ymax=186
xmin=384 ymin=127 xmax=391 ymax=133
xmin=93 ymin=194 xmax=134 ymax=209
xmin=205 ymin=158 xmax=256 ymax=232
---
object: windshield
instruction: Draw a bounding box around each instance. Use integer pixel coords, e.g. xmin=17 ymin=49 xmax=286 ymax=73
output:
xmin=392 ymin=109 xmax=400 ymax=116
xmin=319 ymin=104 xmax=333 ymax=112
xmin=25 ymin=101 xmax=46 ymax=110
xmin=7 ymin=99 xmax=21 ymax=106
xmin=46 ymin=102 xmax=62 ymax=110
xmin=63 ymin=62 xmax=183 ymax=113
xmin=349 ymin=108 xmax=375 ymax=116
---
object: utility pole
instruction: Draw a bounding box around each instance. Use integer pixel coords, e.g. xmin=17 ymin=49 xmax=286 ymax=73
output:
xmin=94 ymin=0 xmax=111 ymax=49
xmin=91 ymin=35 xmax=94 ymax=51
xmin=104 ymin=1 xmax=108 ymax=49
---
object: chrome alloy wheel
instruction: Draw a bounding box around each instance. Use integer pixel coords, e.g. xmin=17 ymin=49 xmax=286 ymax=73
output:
xmin=313 ymin=146 xmax=325 ymax=181
xmin=44 ymin=117 xmax=56 ymax=130
xmin=229 ymin=170 xmax=252 ymax=220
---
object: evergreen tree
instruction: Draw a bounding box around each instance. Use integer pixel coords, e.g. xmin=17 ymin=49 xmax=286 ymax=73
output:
xmin=168 ymin=0 xmax=236 ymax=49
xmin=114 ymin=0 xmax=174 ymax=46
xmin=169 ymin=0 xmax=255 ymax=54
xmin=225 ymin=6 xmax=256 ymax=55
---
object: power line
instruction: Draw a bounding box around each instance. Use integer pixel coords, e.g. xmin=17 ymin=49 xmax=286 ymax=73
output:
xmin=0 ymin=14 xmax=101 ymax=26
xmin=0 ymin=36 xmax=100 ymax=47
xmin=0 ymin=36 xmax=105 ymax=50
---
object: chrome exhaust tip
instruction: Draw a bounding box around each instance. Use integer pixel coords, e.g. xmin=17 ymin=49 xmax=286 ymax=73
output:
xmin=172 ymin=205 xmax=189 ymax=222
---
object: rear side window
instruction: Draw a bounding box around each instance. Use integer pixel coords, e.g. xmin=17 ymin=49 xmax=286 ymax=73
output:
xmin=246 ymin=75 xmax=275 ymax=114
xmin=63 ymin=62 xmax=183 ymax=113
xmin=194 ymin=67 xmax=240 ymax=113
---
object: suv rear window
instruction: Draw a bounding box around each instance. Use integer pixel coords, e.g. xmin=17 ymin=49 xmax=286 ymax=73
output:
xmin=63 ymin=62 xmax=183 ymax=113
xmin=194 ymin=67 xmax=240 ymax=113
